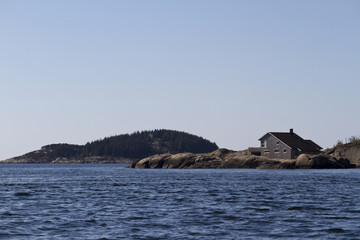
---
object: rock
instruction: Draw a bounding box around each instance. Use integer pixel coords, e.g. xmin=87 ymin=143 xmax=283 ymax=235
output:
xmin=331 ymin=145 xmax=360 ymax=167
xmin=295 ymin=154 xmax=351 ymax=169
xmin=128 ymin=149 xmax=352 ymax=169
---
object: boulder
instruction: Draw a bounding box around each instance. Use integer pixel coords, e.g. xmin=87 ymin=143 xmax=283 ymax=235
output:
xmin=295 ymin=154 xmax=351 ymax=169
xmin=128 ymin=149 xmax=353 ymax=169
xmin=128 ymin=149 xmax=296 ymax=169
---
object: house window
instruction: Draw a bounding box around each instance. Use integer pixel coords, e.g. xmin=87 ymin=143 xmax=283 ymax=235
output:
xmin=274 ymin=149 xmax=279 ymax=153
xmin=277 ymin=141 xmax=280 ymax=145
xmin=264 ymin=150 xmax=269 ymax=154
xmin=261 ymin=140 xmax=267 ymax=148
xmin=283 ymin=149 xmax=287 ymax=153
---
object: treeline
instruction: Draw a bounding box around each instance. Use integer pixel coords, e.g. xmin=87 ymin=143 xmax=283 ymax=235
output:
xmin=41 ymin=144 xmax=84 ymax=158
xmin=39 ymin=130 xmax=218 ymax=160
xmin=82 ymin=129 xmax=218 ymax=159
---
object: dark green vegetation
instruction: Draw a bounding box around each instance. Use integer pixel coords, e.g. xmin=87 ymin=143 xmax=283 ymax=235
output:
xmin=83 ymin=129 xmax=218 ymax=159
xmin=3 ymin=130 xmax=218 ymax=163
xmin=40 ymin=144 xmax=84 ymax=158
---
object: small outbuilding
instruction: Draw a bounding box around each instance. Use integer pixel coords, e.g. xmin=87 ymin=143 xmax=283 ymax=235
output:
xmin=249 ymin=129 xmax=322 ymax=159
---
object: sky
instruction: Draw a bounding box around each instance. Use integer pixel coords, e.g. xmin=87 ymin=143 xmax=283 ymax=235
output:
xmin=0 ymin=0 xmax=359 ymax=160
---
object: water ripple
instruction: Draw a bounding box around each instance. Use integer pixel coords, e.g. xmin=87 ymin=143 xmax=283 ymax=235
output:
xmin=1 ymin=165 xmax=360 ymax=239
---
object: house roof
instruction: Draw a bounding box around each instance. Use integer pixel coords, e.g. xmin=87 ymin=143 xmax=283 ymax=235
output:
xmin=304 ymin=140 xmax=322 ymax=150
xmin=260 ymin=131 xmax=322 ymax=152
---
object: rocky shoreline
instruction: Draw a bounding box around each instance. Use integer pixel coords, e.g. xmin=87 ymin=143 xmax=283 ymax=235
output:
xmin=1 ymin=156 xmax=132 ymax=164
xmin=2 ymin=147 xmax=357 ymax=169
xmin=127 ymin=148 xmax=354 ymax=169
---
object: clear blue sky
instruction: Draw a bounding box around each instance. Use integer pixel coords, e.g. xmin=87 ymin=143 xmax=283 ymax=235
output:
xmin=0 ymin=0 xmax=359 ymax=160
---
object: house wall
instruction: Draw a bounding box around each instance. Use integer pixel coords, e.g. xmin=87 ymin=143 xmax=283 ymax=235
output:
xmin=260 ymin=134 xmax=292 ymax=159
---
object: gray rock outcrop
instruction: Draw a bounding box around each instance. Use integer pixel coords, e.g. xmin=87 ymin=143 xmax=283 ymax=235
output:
xmin=128 ymin=149 xmax=352 ymax=169
xmin=295 ymin=154 xmax=351 ymax=169
xmin=330 ymin=145 xmax=360 ymax=167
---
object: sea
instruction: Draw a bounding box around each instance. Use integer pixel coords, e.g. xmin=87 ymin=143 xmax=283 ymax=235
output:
xmin=1 ymin=164 xmax=360 ymax=239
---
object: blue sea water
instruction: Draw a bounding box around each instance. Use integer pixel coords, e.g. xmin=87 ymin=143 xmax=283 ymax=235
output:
xmin=1 ymin=164 xmax=360 ymax=239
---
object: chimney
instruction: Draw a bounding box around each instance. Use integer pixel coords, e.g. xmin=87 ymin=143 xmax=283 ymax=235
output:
xmin=290 ymin=128 xmax=294 ymax=134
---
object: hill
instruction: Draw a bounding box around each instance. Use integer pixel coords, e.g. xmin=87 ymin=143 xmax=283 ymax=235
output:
xmin=2 ymin=130 xmax=218 ymax=163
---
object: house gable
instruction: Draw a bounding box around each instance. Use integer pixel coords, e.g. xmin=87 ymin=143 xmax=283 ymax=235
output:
xmin=259 ymin=134 xmax=292 ymax=159
xmin=259 ymin=133 xmax=292 ymax=150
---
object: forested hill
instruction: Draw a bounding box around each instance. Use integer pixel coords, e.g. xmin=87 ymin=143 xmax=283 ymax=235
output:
xmin=3 ymin=130 xmax=218 ymax=163
xmin=83 ymin=129 xmax=218 ymax=159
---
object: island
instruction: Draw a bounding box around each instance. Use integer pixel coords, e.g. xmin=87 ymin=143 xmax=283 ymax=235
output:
xmin=2 ymin=129 xmax=359 ymax=169
xmin=1 ymin=130 xmax=218 ymax=164
xmin=127 ymin=130 xmax=360 ymax=169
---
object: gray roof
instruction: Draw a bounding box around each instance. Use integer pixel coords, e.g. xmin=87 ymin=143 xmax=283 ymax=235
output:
xmin=260 ymin=132 xmax=322 ymax=152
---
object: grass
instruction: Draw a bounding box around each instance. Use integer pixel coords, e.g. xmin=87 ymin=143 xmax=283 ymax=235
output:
xmin=348 ymin=139 xmax=360 ymax=146
xmin=324 ymin=135 xmax=360 ymax=153
xmin=335 ymin=135 xmax=360 ymax=147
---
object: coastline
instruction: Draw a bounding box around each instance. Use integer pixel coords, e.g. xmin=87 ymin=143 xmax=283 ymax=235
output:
xmin=128 ymin=149 xmax=354 ymax=169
